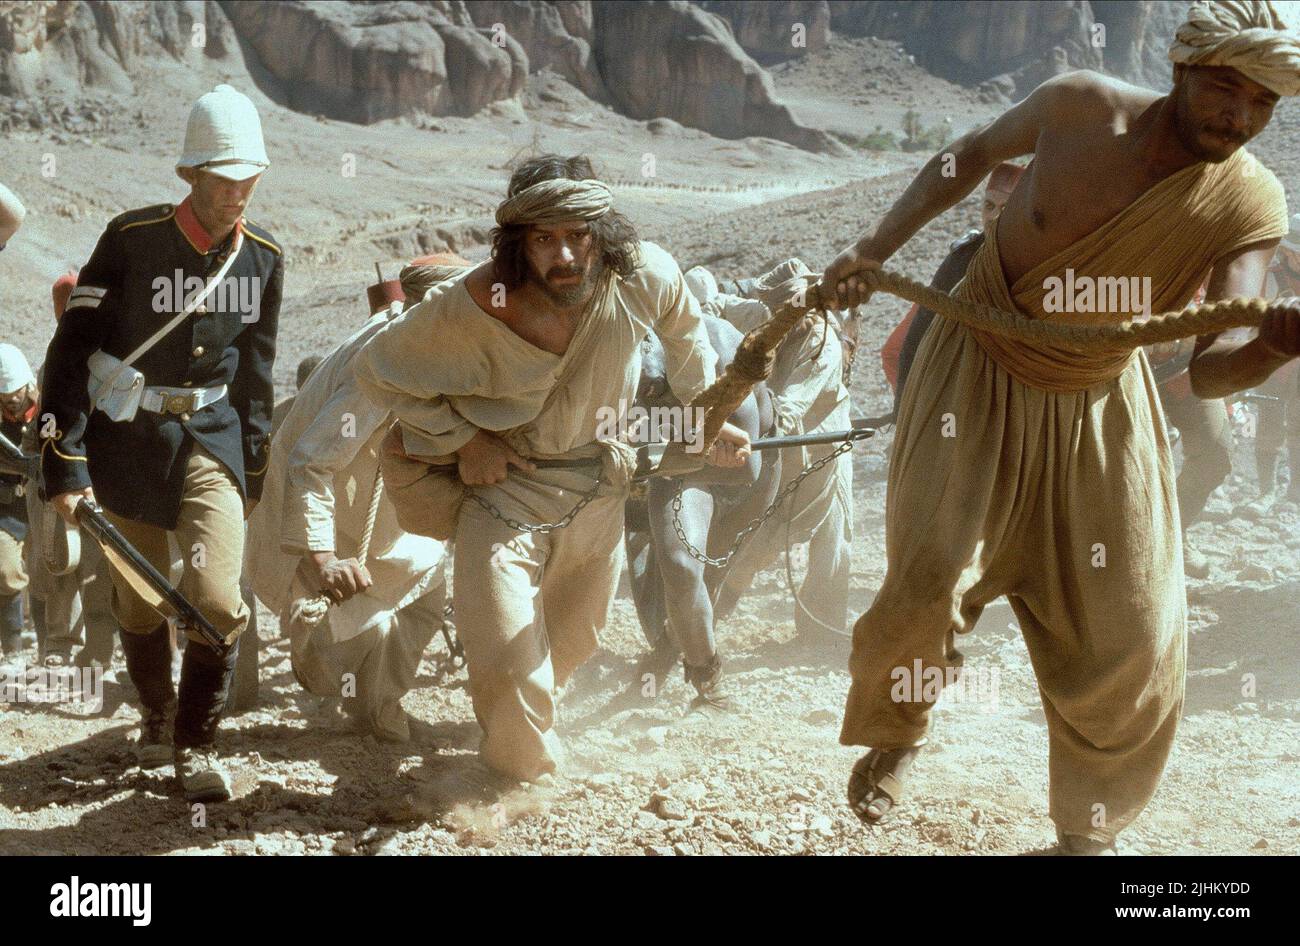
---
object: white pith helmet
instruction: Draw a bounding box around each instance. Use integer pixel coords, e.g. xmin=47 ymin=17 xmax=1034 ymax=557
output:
xmin=177 ymin=84 xmax=269 ymax=181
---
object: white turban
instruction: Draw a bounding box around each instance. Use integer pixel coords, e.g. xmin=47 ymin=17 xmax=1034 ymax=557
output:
xmin=495 ymin=178 xmax=613 ymax=227
xmin=1169 ymin=1 xmax=1300 ymax=96
xmin=0 ymin=344 xmax=34 ymax=394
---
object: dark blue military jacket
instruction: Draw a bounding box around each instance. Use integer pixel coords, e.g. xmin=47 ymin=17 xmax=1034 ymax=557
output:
xmin=40 ymin=199 xmax=282 ymax=528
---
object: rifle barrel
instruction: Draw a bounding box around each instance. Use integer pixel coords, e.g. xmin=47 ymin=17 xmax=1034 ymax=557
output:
xmin=75 ymin=500 xmax=230 ymax=654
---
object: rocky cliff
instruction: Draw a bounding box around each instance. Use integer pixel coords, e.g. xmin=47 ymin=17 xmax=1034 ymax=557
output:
xmin=705 ymin=1 xmax=1190 ymax=97
xmin=0 ymin=0 xmax=844 ymax=151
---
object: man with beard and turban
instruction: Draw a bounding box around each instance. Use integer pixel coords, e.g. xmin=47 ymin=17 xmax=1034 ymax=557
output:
xmin=245 ymin=256 xmax=466 ymax=742
xmin=355 ymin=155 xmax=751 ymax=789
xmin=0 ymin=343 xmax=36 ymax=663
xmin=821 ymin=0 xmax=1300 ymax=853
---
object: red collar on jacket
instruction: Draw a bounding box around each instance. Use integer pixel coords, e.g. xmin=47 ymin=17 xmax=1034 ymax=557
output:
xmin=174 ymin=196 xmax=242 ymax=256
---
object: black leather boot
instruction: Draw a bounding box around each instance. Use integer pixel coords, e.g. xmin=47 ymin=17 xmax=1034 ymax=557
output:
xmin=173 ymin=637 xmax=239 ymax=802
xmin=118 ymin=622 xmax=177 ymax=768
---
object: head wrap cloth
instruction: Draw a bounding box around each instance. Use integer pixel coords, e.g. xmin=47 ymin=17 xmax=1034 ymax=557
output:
xmin=1169 ymin=1 xmax=1300 ymax=96
xmin=495 ymin=178 xmax=613 ymax=227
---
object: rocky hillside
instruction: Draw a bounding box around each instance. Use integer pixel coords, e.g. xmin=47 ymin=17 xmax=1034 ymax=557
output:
xmin=0 ymin=0 xmax=841 ymax=152
xmin=0 ymin=1 xmax=1196 ymax=152
xmin=709 ymin=1 xmax=1190 ymax=97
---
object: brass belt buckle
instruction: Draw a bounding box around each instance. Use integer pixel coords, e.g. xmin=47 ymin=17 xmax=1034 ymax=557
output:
xmin=164 ymin=393 xmax=193 ymax=415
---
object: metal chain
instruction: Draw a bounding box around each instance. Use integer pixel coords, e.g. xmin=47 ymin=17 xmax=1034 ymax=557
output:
xmin=671 ymin=434 xmax=857 ymax=568
xmin=464 ymin=478 xmax=603 ymax=534
xmin=440 ymin=601 xmax=464 ymax=664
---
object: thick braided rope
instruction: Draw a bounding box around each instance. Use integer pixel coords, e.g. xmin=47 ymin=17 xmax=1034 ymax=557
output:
xmin=660 ymin=266 xmax=1273 ymax=470
xmin=865 ymin=268 xmax=1272 ymax=351
xmin=296 ymin=465 xmax=385 ymax=627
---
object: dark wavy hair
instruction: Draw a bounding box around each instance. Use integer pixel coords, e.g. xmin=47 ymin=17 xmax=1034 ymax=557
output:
xmin=490 ymin=154 xmax=640 ymax=291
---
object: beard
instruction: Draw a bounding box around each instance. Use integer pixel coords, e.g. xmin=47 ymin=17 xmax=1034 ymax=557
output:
xmin=528 ymin=255 xmax=604 ymax=307
xmin=1173 ymin=87 xmax=1248 ymax=163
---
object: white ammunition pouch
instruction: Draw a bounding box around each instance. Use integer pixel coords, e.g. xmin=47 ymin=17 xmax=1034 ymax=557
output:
xmin=87 ymin=350 xmax=146 ymax=422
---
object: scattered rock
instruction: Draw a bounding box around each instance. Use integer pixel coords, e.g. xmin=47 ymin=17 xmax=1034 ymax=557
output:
xmin=676 ymin=782 xmax=707 ymax=803
xmin=655 ymin=798 xmax=688 ymax=822
xmin=1236 ymin=563 xmax=1272 ymax=582
xmin=802 ymin=708 xmax=837 ymax=725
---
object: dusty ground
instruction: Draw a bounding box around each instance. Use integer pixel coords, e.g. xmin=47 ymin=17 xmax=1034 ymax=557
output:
xmin=1 ymin=39 xmax=1297 ymax=856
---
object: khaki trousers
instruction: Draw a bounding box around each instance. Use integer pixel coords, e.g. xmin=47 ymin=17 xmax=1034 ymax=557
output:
xmin=454 ymin=467 xmax=626 ymax=781
xmin=104 ymin=445 xmax=249 ymax=644
xmin=286 ymin=579 xmax=445 ymax=742
xmin=842 ymin=320 xmax=1186 ymax=844
xmin=0 ymin=528 xmax=28 ymax=597
xmin=1161 ymin=392 xmax=1232 ymax=528
xmin=715 ymin=449 xmax=853 ymax=637
xmin=25 ymin=487 xmax=115 ymax=658
xmin=1254 ymin=364 xmax=1300 ymax=485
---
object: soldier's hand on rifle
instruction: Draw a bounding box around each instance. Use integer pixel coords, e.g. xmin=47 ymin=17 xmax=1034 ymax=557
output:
xmin=456 ymin=429 xmax=536 ymax=486
xmin=705 ymin=422 xmax=752 ymax=468
xmin=51 ymin=487 xmax=93 ymax=525
xmin=1259 ymin=296 xmax=1300 ymax=358
xmin=821 ymin=241 xmax=884 ymax=310
xmin=299 ymin=551 xmax=372 ymax=604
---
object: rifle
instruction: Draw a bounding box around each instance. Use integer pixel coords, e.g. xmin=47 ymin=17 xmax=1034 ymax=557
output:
xmin=0 ymin=430 xmax=38 ymax=480
xmin=0 ymin=431 xmax=231 ymax=654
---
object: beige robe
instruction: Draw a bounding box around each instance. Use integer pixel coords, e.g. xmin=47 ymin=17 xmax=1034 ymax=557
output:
xmin=841 ymin=147 xmax=1288 ymax=843
xmin=356 ymin=242 xmax=715 ymax=461
xmin=710 ymin=303 xmax=855 ymax=637
xmin=246 ymin=312 xmax=447 ymax=741
xmin=354 ymin=241 xmax=717 ymax=780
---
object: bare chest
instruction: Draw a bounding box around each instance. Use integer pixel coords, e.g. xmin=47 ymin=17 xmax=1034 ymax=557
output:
xmin=997 ymin=133 xmax=1173 ymax=287
xmin=467 ymin=278 xmax=578 ymax=356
